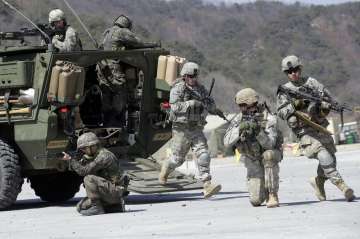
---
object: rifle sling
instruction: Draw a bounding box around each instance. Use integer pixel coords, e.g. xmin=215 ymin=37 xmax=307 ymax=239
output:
xmin=294 ymin=111 xmax=332 ymax=135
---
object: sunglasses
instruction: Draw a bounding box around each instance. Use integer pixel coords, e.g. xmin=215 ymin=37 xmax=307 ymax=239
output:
xmin=186 ymin=74 xmax=198 ymax=79
xmin=285 ymin=67 xmax=300 ymax=74
xmin=239 ymin=102 xmax=258 ymax=109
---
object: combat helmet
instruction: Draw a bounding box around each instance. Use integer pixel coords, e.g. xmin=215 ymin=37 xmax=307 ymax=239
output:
xmin=235 ymin=88 xmax=259 ymax=105
xmin=281 ymin=55 xmax=302 ymax=72
xmin=114 ymin=15 xmax=132 ymax=29
xmin=180 ymin=62 xmax=199 ymax=77
xmin=77 ymin=132 xmax=100 ymax=149
xmin=49 ymin=9 xmax=65 ymax=23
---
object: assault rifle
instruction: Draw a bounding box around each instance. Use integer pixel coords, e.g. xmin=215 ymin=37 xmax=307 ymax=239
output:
xmin=33 ymin=150 xmax=82 ymax=160
xmin=185 ymin=78 xmax=229 ymax=122
xmin=125 ymin=41 xmax=161 ymax=49
xmin=278 ymin=84 xmax=351 ymax=131
xmin=278 ymin=85 xmax=352 ymax=113
xmin=0 ymin=24 xmax=65 ymax=45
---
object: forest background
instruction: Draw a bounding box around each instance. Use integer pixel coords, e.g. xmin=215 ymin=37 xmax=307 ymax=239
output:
xmin=1 ymin=0 xmax=360 ymax=119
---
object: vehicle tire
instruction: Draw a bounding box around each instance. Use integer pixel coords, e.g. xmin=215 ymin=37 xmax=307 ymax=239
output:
xmin=0 ymin=140 xmax=23 ymax=209
xmin=29 ymin=172 xmax=83 ymax=202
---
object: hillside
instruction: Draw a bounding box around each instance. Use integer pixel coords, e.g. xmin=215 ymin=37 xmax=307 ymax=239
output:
xmin=1 ymin=0 xmax=360 ymax=117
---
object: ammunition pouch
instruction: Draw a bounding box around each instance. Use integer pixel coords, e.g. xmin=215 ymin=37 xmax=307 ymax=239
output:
xmin=320 ymin=102 xmax=331 ymax=117
xmin=294 ymin=99 xmax=305 ymax=110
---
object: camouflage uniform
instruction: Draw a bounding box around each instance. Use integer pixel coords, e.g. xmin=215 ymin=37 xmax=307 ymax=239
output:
xmin=98 ymin=15 xmax=153 ymax=126
xmin=277 ymin=55 xmax=355 ymax=201
xmin=159 ymin=62 xmax=221 ymax=198
xmin=103 ymin=25 xmax=154 ymax=51
xmin=52 ymin=26 xmax=82 ymax=52
xmin=224 ymin=110 xmax=282 ymax=207
xmin=70 ymin=133 xmax=127 ymax=215
xmin=167 ymin=78 xmax=217 ymax=182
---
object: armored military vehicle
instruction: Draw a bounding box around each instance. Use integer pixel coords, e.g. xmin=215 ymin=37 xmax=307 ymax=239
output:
xmin=0 ymin=31 xmax=202 ymax=209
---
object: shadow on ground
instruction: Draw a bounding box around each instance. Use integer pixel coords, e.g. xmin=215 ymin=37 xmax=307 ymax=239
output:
xmin=126 ymin=190 xmax=248 ymax=204
xmin=3 ymin=198 xmax=78 ymax=211
xmin=280 ymin=196 xmax=359 ymax=207
xmin=2 ymin=190 xmax=247 ymax=211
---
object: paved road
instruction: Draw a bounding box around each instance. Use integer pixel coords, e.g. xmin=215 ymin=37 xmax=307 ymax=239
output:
xmin=1 ymin=150 xmax=360 ymax=239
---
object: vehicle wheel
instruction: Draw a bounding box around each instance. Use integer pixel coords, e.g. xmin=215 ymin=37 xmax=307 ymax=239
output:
xmin=0 ymin=140 xmax=23 ymax=209
xmin=29 ymin=172 xmax=83 ymax=202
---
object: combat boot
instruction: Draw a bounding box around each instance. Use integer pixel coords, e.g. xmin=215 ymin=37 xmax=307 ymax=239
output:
xmin=334 ymin=181 xmax=355 ymax=202
xmin=79 ymin=200 xmax=105 ymax=216
xmin=310 ymin=176 xmax=326 ymax=201
xmin=266 ymin=193 xmax=279 ymax=208
xmin=203 ymin=181 xmax=222 ymax=199
xmin=159 ymin=161 xmax=173 ymax=185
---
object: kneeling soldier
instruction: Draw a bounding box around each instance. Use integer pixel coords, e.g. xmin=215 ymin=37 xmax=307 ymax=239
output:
xmin=62 ymin=132 xmax=128 ymax=216
xmin=224 ymin=88 xmax=283 ymax=207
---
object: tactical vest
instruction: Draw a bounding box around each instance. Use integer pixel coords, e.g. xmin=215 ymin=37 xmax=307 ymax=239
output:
xmin=169 ymin=80 xmax=207 ymax=125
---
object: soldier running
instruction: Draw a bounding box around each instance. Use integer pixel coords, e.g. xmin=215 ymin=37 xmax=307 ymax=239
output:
xmin=158 ymin=62 xmax=222 ymax=199
xmin=277 ymin=55 xmax=355 ymax=202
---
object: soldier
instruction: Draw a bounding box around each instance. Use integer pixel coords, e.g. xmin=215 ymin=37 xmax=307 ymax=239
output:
xmin=158 ymin=62 xmax=222 ymax=199
xmin=98 ymin=15 xmax=159 ymax=126
xmin=224 ymin=88 xmax=282 ymax=207
xmin=62 ymin=132 xmax=128 ymax=216
xmin=48 ymin=9 xmax=82 ymax=52
xmin=277 ymin=55 xmax=355 ymax=202
xmin=102 ymin=14 xmax=159 ymax=51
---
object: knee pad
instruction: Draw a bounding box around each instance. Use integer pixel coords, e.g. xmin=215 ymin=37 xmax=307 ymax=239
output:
xmin=262 ymin=150 xmax=281 ymax=168
xmin=197 ymin=152 xmax=210 ymax=168
xmin=317 ymin=150 xmax=336 ymax=168
xmin=168 ymin=155 xmax=184 ymax=168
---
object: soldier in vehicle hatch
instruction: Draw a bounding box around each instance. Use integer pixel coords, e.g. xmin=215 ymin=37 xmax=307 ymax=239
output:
xmin=158 ymin=62 xmax=222 ymax=199
xmin=48 ymin=9 xmax=82 ymax=52
xmin=62 ymin=132 xmax=129 ymax=216
xmin=224 ymin=88 xmax=283 ymax=207
xmin=277 ymin=55 xmax=355 ymax=202
xmin=97 ymin=15 xmax=160 ymax=126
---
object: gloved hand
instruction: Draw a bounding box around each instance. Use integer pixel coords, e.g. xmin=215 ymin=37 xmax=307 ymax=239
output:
xmin=321 ymin=101 xmax=331 ymax=110
xmin=293 ymin=99 xmax=305 ymax=110
xmin=239 ymin=121 xmax=260 ymax=138
xmin=287 ymin=115 xmax=298 ymax=128
xmin=52 ymin=35 xmax=61 ymax=44
xmin=248 ymin=121 xmax=260 ymax=135
xmin=239 ymin=121 xmax=251 ymax=131
xmin=320 ymin=101 xmax=331 ymax=117
xmin=187 ymin=99 xmax=203 ymax=109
